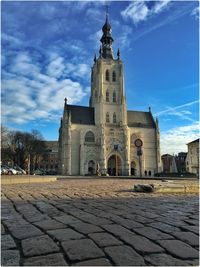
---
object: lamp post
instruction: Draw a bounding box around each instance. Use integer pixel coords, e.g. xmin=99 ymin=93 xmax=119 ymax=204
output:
xmin=114 ymin=144 xmax=119 ymax=176
xmin=134 ymin=139 xmax=143 ymax=178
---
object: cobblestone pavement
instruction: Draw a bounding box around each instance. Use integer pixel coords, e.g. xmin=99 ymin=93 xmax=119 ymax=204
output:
xmin=1 ymin=179 xmax=199 ymax=266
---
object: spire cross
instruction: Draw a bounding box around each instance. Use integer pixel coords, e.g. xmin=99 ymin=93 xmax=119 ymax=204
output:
xmin=105 ymin=3 xmax=109 ymax=18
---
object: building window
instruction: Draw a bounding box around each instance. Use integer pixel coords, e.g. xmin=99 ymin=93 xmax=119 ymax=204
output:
xmin=94 ymin=90 xmax=97 ymax=97
xmin=112 ymin=71 xmax=116 ymax=82
xmin=113 ymin=113 xmax=116 ymax=123
xmin=113 ymin=91 xmax=116 ymax=102
xmin=85 ymin=131 xmax=95 ymax=142
xmin=106 ymin=70 xmax=109 ymax=81
xmin=106 ymin=112 xmax=110 ymax=123
xmin=106 ymin=90 xmax=109 ymax=102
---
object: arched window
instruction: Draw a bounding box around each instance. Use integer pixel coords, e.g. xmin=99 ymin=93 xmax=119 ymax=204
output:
xmin=106 ymin=90 xmax=109 ymax=102
xmin=113 ymin=113 xmax=116 ymax=123
xmin=113 ymin=91 xmax=116 ymax=102
xmin=112 ymin=71 xmax=116 ymax=82
xmin=85 ymin=131 xmax=95 ymax=142
xmin=106 ymin=112 xmax=110 ymax=123
xmin=106 ymin=70 xmax=109 ymax=81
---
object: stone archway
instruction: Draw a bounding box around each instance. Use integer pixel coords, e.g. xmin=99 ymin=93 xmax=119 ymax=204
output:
xmin=88 ymin=160 xmax=95 ymax=175
xmin=131 ymin=161 xmax=137 ymax=176
xmin=107 ymin=155 xmax=122 ymax=176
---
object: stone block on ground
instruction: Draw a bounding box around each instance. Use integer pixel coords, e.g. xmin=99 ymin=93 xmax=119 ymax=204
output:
xmin=22 ymin=235 xmax=59 ymax=257
xmin=133 ymin=226 xmax=173 ymax=240
xmin=172 ymin=231 xmax=199 ymax=246
xmin=61 ymin=239 xmax=104 ymax=261
xmin=74 ymin=258 xmax=112 ymax=266
xmin=88 ymin=232 xmax=122 ymax=247
xmin=70 ymin=222 xmax=103 ymax=234
xmin=158 ymin=239 xmax=199 ymax=259
xmin=47 ymin=228 xmax=84 ymax=241
xmin=34 ymin=219 xmax=66 ymax=230
xmin=144 ymin=253 xmax=188 ymax=266
xmin=1 ymin=235 xmax=16 ymax=250
xmin=23 ymin=253 xmax=68 ymax=266
xmin=104 ymin=245 xmax=145 ymax=266
xmin=1 ymin=250 xmax=20 ymax=266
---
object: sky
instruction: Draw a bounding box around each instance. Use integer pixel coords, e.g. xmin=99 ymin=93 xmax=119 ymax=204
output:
xmin=1 ymin=0 xmax=199 ymax=154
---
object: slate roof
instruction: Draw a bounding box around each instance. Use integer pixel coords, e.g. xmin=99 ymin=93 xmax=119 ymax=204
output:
xmin=65 ymin=105 xmax=95 ymax=125
xmin=187 ymin=138 xmax=199 ymax=145
xmin=127 ymin=111 xmax=156 ymax=128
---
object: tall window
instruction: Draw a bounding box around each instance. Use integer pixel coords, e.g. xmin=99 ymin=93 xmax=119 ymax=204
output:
xmin=106 ymin=70 xmax=109 ymax=81
xmin=113 ymin=113 xmax=116 ymax=123
xmin=112 ymin=71 xmax=116 ymax=82
xmin=106 ymin=112 xmax=110 ymax=123
xmin=113 ymin=91 xmax=116 ymax=102
xmin=94 ymin=90 xmax=97 ymax=97
xmin=106 ymin=90 xmax=109 ymax=102
xmin=85 ymin=131 xmax=95 ymax=142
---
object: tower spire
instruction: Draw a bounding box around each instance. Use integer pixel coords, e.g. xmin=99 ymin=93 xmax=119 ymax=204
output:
xmin=100 ymin=5 xmax=114 ymax=60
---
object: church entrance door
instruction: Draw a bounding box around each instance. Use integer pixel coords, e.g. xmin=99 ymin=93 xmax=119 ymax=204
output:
xmin=131 ymin=161 xmax=136 ymax=176
xmin=88 ymin=160 xmax=95 ymax=175
xmin=107 ymin=155 xmax=122 ymax=176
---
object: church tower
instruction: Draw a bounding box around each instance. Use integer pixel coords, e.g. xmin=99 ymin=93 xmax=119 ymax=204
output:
xmin=90 ymin=14 xmax=127 ymax=127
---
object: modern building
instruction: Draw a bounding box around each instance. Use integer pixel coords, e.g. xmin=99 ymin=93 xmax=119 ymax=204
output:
xmin=58 ymin=15 xmax=161 ymax=176
xmin=186 ymin=139 xmax=199 ymax=176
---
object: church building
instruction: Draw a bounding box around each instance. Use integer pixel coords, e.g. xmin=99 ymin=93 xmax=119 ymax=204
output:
xmin=58 ymin=15 xmax=162 ymax=176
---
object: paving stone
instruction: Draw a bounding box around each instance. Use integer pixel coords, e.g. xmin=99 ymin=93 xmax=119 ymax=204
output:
xmin=180 ymin=225 xmax=199 ymax=235
xmin=111 ymin=216 xmax=143 ymax=229
xmin=61 ymin=239 xmax=104 ymax=261
xmin=148 ymin=222 xmax=181 ymax=234
xmin=22 ymin=235 xmax=59 ymax=257
xmin=70 ymin=222 xmax=103 ymax=234
xmin=144 ymin=253 xmax=189 ymax=266
xmin=184 ymin=219 xmax=199 ymax=226
xmin=6 ymin=223 xmax=43 ymax=240
xmin=1 ymin=250 xmax=20 ymax=266
xmin=47 ymin=228 xmax=84 ymax=241
xmin=1 ymin=235 xmax=16 ymax=250
xmin=102 ymin=224 xmax=133 ymax=238
xmin=121 ymin=234 xmax=164 ymax=254
xmin=186 ymin=259 xmax=200 ymax=266
xmin=105 ymin=245 xmax=145 ymax=266
xmin=1 ymin=224 xmax=6 ymax=234
xmin=74 ymin=258 xmax=112 ymax=266
xmin=171 ymin=231 xmax=199 ymax=246
xmin=54 ymin=215 xmax=82 ymax=225
xmin=133 ymin=226 xmax=173 ymax=240
xmin=158 ymin=239 xmax=199 ymax=259
xmin=23 ymin=253 xmax=68 ymax=266
xmin=88 ymin=232 xmax=123 ymax=247
xmin=34 ymin=219 xmax=66 ymax=230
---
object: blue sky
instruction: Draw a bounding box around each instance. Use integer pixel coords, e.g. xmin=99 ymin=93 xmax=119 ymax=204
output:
xmin=2 ymin=0 xmax=199 ymax=154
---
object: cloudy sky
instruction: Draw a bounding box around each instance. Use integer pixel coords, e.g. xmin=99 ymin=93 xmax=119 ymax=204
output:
xmin=2 ymin=0 xmax=199 ymax=154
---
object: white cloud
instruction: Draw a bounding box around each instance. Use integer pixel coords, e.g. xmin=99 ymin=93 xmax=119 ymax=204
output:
xmin=155 ymin=100 xmax=198 ymax=122
xmin=191 ymin=6 xmax=199 ymax=20
xmin=160 ymin=122 xmax=199 ymax=154
xmin=2 ymin=49 xmax=88 ymax=125
xmin=121 ymin=2 xmax=149 ymax=24
xmin=153 ymin=1 xmax=171 ymax=14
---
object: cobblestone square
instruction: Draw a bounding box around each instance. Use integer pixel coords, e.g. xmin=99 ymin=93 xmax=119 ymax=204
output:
xmin=1 ymin=178 xmax=199 ymax=266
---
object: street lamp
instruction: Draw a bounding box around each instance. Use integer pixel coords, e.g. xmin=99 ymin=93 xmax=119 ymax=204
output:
xmin=134 ymin=139 xmax=143 ymax=178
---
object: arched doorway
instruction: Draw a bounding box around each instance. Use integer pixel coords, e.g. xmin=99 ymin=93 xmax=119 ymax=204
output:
xmin=131 ymin=161 xmax=137 ymax=176
xmin=88 ymin=160 xmax=95 ymax=175
xmin=107 ymin=155 xmax=122 ymax=176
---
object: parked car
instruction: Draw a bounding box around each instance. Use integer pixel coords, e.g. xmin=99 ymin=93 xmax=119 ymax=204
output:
xmin=32 ymin=169 xmax=46 ymax=175
xmin=1 ymin=165 xmax=18 ymax=175
xmin=13 ymin=166 xmax=26 ymax=175
xmin=1 ymin=166 xmax=9 ymax=175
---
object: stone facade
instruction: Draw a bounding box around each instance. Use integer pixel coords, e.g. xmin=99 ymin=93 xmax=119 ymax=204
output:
xmin=58 ymin=16 xmax=161 ymax=176
xmin=186 ymin=139 xmax=199 ymax=176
